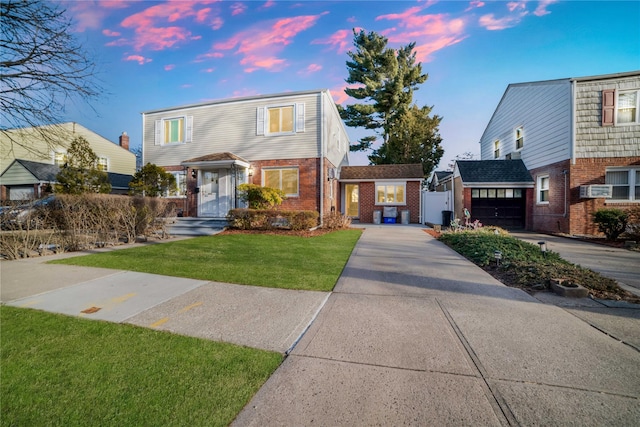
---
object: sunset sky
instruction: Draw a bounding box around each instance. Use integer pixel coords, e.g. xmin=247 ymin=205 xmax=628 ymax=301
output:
xmin=62 ymin=0 xmax=640 ymax=167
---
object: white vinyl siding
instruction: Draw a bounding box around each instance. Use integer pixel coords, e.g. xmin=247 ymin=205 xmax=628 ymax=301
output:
xmin=143 ymin=92 xmax=326 ymax=167
xmin=479 ymin=80 xmax=571 ymax=169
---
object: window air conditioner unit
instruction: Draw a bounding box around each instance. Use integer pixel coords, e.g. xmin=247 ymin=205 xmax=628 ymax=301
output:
xmin=580 ymin=185 xmax=612 ymax=198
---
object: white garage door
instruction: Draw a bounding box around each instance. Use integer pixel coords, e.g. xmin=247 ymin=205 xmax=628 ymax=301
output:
xmin=9 ymin=186 xmax=34 ymax=201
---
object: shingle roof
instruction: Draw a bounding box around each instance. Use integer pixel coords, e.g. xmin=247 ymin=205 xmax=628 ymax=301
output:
xmin=340 ymin=164 xmax=424 ymax=180
xmin=183 ymin=152 xmax=249 ymax=163
xmin=456 ymin=160 xmax=533 ymax=184
xmin=5 ymin=159 xmax=132 ymax=189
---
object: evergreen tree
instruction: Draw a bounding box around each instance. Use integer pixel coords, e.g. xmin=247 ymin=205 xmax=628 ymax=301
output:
xmin=128 ymin=163 xmax=177 ymax=197
xmin=369 ymin=105 xmax=444 ymax=177
xmin=55 ymin=136 xmax=111 ymax=194
xmin=340 ymin=30 xmax=427 ymax=152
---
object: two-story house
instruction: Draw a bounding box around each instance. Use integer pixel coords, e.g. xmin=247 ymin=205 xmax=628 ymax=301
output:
xmin=1 ymin=122 xmax=136 ymax=201
xmin=458 ymin=71 xmax=639 ymax=235
xmin=141 ymin=89 xmax=350 ymax=222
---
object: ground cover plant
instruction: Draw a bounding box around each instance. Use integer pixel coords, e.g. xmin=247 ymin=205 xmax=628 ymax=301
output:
xmin=437 ymin=229 xmax=639 ymax=303
xmin=0 ymin=306 xmax=282 ymax=427
xmin=50 ymin=229 xmax=362 ymax=292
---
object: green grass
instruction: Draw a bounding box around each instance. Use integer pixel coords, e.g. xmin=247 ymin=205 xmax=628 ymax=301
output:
xmin=0 ymin=305 xmax=282 ymax=427
xmin=50 ymin=230 xmax=362 ymax=291
xmin=438 ymin=229 xmax=632 ymax=299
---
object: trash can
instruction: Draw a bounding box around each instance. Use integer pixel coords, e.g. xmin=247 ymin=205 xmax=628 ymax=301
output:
xmin=442 ymin=210 xmax=452 ymax=226
xmin=373 ymin=210 xmax=382 ymax=224
xmin=401 ymin=210 xmax=410 ymax=224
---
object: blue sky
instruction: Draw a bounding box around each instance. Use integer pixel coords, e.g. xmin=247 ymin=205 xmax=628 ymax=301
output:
xmin=62 ymin=0 xmax=640 ymax=167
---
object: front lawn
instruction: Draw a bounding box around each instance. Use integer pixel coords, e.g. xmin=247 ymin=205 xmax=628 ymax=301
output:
xmin=0 ymin=306 xmax=282 ymax=427
xmin=50 ymin=229 xmax=362 ymax=292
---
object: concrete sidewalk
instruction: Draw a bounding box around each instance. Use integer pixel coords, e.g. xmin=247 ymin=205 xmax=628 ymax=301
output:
xmin=233 ymin=225 xmax=640 ymax=426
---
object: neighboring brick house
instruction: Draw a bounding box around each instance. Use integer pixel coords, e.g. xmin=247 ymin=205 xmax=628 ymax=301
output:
xmin=457 ymin=71 xmax=639 ymax=234
xmin=1 ymin=122 xmax=136 ymax=200
xmin=338 ymin=164 xmax=424 ymax=224
xmin=141 ymin=90 xmax=350 ymax=222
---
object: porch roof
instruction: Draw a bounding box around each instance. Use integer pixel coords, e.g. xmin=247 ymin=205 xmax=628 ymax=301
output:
xmin=181 ymin=152 xmax=250 ymax=168
xmin=339 ymin=164 xmax=424 ymax=181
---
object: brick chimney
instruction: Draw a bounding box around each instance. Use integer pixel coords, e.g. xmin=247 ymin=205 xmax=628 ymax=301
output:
xmin=119 ymin=131 xmax=130 ymax=151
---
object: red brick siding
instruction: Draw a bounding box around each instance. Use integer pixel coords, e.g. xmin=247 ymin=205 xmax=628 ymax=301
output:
xmin=354 ymin=180 xmax=422 ymax=223
xmin=530 ymin=157 xmax=640 ymax=235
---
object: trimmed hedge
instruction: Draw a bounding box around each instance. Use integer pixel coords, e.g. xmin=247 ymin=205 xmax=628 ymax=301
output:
xmin=227 ymin=209 xmax=319 ymax=231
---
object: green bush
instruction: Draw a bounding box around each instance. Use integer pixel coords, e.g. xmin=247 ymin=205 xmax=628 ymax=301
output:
xmin=227 ymin=209 xmax=318 ymax=230
xmin=592 ymin=208 xmax=628 ymax=240
xmin=237 ymin=184 xmax=285 ymax=209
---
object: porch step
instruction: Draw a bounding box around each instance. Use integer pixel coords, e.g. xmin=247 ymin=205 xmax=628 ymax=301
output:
xmin=167 ymin=217 xmax=228 ymax=236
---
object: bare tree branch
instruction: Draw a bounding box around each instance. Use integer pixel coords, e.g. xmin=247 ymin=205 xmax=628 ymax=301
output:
xmin=0 ymin=0 xmax=103 ymax=155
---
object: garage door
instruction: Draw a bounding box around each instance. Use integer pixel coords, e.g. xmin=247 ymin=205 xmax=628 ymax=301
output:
xmin=471 ymin=188 xmax=525 ymax=229
xmin=9 ymin=186 xmax=35 ymax=201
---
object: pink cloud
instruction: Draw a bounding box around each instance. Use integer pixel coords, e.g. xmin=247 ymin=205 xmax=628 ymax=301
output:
xmin=195 ymin=52 xmax=225 ymax=62
xmin=68 ymin=1 xmax=107 ymax=32
xmin=230 ymin=2 xmax=247 ymax=16
xmin=298 ymin=63 xmax=322 ymax=76
xmin=465 ymin=1 xmax=485 ymax=12
xmin=479 ymin=11 xmax=527 ymax=30
xmin=119 ymin=0 xmax=220 ymax=51
xmin=329 ymin=84 xmax=350 ymax=105
xmin=102 ymin=29 xmax=121 ymax=37
xmin=376 ymin=7 xmax=467 ymax=62
xmin=212 ymin=13 xmax=327 ymax=72
xmin=164 ymin=64 xmax=175 ymax=71
xmin=534 ymin=0 xmax=558 ymax=16
xmin=507 ymin=1 xmax=527 ymax=12
xmin=312 ymin=29 xmax=355 ymax=54
xmin=262 ymin=1 xmax=276 ymax=9
xmin=201 ymin=68 xmax=216 ymax=73
xmin=125 ymin=54 xmax=152 ymax=65
xmin=98 ymin=0 xmax=130 ymax=9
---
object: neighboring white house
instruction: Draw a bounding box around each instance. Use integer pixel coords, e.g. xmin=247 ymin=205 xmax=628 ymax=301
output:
xmin=141 ymin=89 xmax=350 ymax=220
xmin=1 ymin=122 xmax=136 ymax=200
xmin=468 ymin=70 xmax=640 ymax=234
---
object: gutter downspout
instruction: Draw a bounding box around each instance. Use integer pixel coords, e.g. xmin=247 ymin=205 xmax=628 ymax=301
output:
xmin=570 ymin=80 xmax=577 ymax=166
xmin=319 ymin=92 xmax=325 ymax=227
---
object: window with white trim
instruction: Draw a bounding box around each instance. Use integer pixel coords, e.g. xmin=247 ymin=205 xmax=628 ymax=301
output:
xmin=256 ymin=103 xmax=305 ymax=135
xmin=376 ymin=182 xmax=406 ymax=205
xmin=53 ymin=152 xmax=67 ymax=166
xmin=154 ymin=116 xmax=193 ymax=145
xmin=617 ymin=90 xmax=639 ymax=124
xmin=96 ymin=157 xmax=108 ymax=171
xmin=268 ymin=106 xmax=294 ymax=133
xmin=605 ymin=168 xmax=640 ymax=201
xmin=515 ymin=127 xmax=524 ymax=150
xmin=493 ymin=140 xmax=500 ymax=159
xmin=166 ymin=171 xmax=186 ymax=197
xmin=537 ymin=175 xmax=549 ymax=204
xmin=263 ymin=167 xmax=299 ymax=197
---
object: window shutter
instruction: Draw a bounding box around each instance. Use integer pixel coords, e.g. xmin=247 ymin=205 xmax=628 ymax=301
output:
xmin=185 ymin=116 xmax=193 ymax=142
xmin=154 ymin=120 xmax=163 ymax=145
xmin=256 ymin=107 xmax=265 ymax=135
xmin=296 ymin=103 xmax=305 ymax=133
xmin=602 ymin=89 xmax=615 ymax=126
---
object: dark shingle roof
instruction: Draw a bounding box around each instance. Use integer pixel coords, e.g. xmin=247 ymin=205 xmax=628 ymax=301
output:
xmin=340 ymin=164 xmax=424 ymax=180
xmin=16 ymin=159 xmax=60 ymax=181
xmin=5 ymin=159 xmax=132 ymax=189
xmin=456 ymin=160 xmax=533 ymax=184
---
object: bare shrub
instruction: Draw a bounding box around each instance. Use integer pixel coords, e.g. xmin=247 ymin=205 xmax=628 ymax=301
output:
xmin=322 ymin=212 xmax=352 ymax=230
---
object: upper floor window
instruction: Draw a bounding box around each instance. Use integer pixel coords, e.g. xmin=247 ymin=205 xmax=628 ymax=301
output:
xmin=154 ymin=116 xmax=193 ymax=145
xmin=268 ymin=106 xmax=294 ymax=133
xmin=263 ymin=167 xmax=299 ymax=197
xmin=618 ymin=91 xmax=639 ymax=124
xmin=606 ymin=168 xmax=640 ymax=201
xmin=537 ymin=175 xmax=549 ymax=204
xmin=515 ymin=127 xmax=524 ymax=150
xmin=96 ymin=157 xmax=108 ymax=171
xmin=602 ymin=89 xmax=639 ymax=126
xmin=256 ymin=103 xmax=305 ymax=135
xmin=493 ymin=140 xmax=500 ymax=159
xmin=53 ymin=152 xmax=67 ymax=166
xmin=376 ymin=182 xmax=406 ymax=205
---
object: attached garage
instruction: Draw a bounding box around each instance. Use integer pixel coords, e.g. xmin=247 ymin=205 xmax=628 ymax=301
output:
xmin=454 ymin=160 xmax=534 ymax=230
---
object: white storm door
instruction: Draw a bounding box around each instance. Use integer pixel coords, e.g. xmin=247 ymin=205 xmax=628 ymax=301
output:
xmin=199 ymin=171 xmax=219 ymax=217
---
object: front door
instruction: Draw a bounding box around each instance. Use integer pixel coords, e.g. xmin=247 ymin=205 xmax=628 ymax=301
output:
xmin=199 ymin=171 xmax=219 ymax=217
xmin=345 ymin=184 xmax=359 ymax=217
